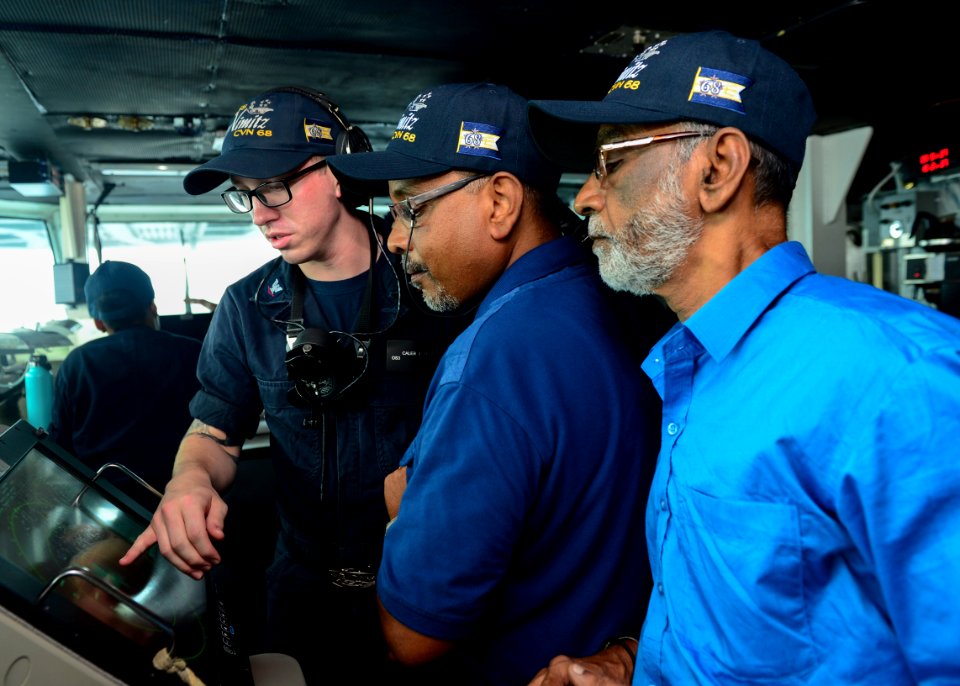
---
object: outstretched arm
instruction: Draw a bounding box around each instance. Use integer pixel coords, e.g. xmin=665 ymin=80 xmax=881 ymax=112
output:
xmin=119 ymin=419 xmax=241 ymax=579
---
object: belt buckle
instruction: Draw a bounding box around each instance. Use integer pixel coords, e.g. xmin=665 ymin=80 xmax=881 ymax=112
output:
xmin=327 ymin=567 xmax=377 ymax=589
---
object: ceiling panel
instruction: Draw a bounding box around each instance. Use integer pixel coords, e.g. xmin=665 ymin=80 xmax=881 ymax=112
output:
xmin=0 ymin=1 xmax=956 ymax=209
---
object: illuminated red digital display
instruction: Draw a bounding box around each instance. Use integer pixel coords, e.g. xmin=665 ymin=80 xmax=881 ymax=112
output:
xmin=920 ymin=147 xmax=950 ymax=174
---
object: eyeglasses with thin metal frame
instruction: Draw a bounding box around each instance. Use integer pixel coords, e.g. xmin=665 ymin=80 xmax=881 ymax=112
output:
xmin=593 ymin=131 xmax=709 ymax=185
xmin=388 ymin=174 xmax=487 ymax=228
xmin=221 ymin=159 xmax=328 ymax=213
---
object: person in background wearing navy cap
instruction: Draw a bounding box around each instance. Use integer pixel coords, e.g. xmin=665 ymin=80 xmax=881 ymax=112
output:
xmin=120 ymin=87 xmax=466 ymax=683
xmin=328 ymin=82 xmax=661 ymax=685
xmin=48 ymin=260 xmax=201 ymax=509
xmin=526 ymin=30 xmax=960 ymax=686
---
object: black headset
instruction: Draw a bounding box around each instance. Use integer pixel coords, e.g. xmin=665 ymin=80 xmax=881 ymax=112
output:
xmin=283 ymin=261 xmax=375 ymax=414
xmin=253 ymin=256 xmax=374 ymax=415
xmin=271 ymin=85 xmax=372 ymax=155
xmin=272 ymin=85 xmax=372 ymax=212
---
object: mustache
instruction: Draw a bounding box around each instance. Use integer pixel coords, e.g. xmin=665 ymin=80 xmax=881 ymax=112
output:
xmin=401 ymin=254 xmax=427 ymax=277
xmin=587 ymin=215 xmax=610 ymax=240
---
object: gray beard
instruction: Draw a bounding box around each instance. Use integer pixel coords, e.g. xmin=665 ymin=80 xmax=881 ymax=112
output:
xmin=405 ymin=256 xmax=461 ymax=312
xmin=589 ymin=164 xmax=704 ymax=296
xmin=421 ymin=282 xmax=460 ymax=312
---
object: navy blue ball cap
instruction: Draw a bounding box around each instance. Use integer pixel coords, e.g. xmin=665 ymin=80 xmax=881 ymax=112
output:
xmin=84 ymin=261 xmax=155 ymax=321
xmin=327 ymin=82 xmax=561 ymax=193
xmin=183 ymin=87 xmax=346 ymax=195
xmin=528 ymin=30 xmax=817 ymax=177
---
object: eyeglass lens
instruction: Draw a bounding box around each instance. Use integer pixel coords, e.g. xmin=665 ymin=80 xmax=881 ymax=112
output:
xmin=389 ymin=202 xmax=414 ymax=224
xmin=387 ymin=174 xmax=486 ymax=227
xmin=221 ymin=160 xmax=327 ymax=213
xmin=593 ymin=132 xmax=707 ymax=182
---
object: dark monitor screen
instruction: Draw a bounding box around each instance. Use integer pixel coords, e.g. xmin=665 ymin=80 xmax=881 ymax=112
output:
xmin=0 ymin=421 xmax=252 ymax=685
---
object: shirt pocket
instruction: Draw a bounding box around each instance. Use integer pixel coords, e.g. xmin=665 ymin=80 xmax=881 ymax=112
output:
xmin=257 ymin=378 xmax=323 ymax=479
xmin=671 ymin=486 xmax=816 ymax=682
xmin=258 ymin=377 xmax=303 ymax=419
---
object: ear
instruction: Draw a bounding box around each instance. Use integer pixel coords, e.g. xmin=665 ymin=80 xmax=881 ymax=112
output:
xmin=697 ymin=127 xmax=752 ymax=214
xmin=484 ymin=172 xmax=524 ymax=241
xmin=93 ymin=319 xmax=108 ymax=333
xmin=319 ymin=157 xmax=342 ymax=200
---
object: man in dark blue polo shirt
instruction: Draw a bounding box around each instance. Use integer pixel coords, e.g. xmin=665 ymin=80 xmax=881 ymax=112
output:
xmin=328 ymin=82 xmax=662 ymax=685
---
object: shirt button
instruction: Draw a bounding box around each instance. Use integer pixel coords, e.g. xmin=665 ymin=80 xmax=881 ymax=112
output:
xmin=666 ymin=422 xmax=679 ymax=435
xmin=659 ymin=498 xmax=668 ymax=511
xmin=657 ymin=582 xmax=664 ymax=594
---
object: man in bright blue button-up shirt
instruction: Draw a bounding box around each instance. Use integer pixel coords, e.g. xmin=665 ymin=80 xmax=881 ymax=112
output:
xmin=527 ymin=30 xmax=960 ymax=686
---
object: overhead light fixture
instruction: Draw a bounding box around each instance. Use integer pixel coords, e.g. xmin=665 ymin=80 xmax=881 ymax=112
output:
xmin=98 ymin=163 xmax=192 ymax=177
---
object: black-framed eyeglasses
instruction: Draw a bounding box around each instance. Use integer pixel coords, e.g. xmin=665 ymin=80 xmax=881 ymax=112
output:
xmin=221 ymin=160 xmax=328 ymax=213
xmin=388 ymin=174 xmax=487 ymax=228
xmin=593 ymin=131 xmax=708 ymax=185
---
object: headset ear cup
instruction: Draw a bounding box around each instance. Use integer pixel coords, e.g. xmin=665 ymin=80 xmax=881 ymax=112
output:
xmin=273 ymin=85 xmax=368 ymax=155
xmin=338 ymin=125 xmax=372 ymax=155
xmin=285 ymin=328 xmax=367 ymax=407
xmin=336 ymin=131 xmax=352 ymax=156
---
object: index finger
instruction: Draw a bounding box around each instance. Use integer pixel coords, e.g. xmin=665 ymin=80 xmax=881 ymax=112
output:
xmin=118 ymin=527 xmax=158 ymax=567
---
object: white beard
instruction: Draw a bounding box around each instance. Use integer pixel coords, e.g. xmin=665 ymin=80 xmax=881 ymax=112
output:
xmin=589 ymin=162 xmax=704 ymax=296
